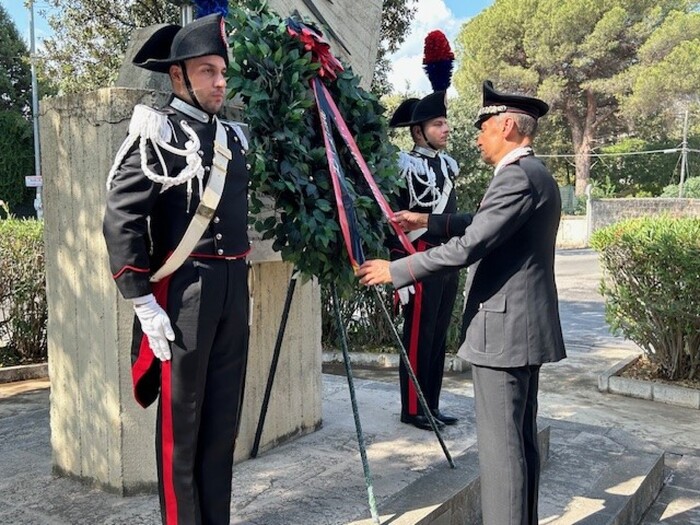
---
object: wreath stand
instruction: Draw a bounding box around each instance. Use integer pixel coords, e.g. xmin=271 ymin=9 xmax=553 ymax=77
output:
xmin=250 ymin=272 xmax=455 ymax=523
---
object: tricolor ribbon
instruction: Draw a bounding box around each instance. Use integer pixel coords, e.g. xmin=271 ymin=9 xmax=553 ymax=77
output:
xmin=312 ymin=78 xmax=416 ymax=269
xmin=287 ymin=17 xmax=415 ymax=270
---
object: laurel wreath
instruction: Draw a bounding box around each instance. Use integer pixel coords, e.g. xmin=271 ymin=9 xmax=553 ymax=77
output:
xmin=226 ymin=0 xmax=401 ymax=290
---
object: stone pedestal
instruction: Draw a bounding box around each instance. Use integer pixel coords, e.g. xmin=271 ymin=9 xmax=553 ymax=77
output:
xmin=41 ymin=88 xmax=322 ymax=493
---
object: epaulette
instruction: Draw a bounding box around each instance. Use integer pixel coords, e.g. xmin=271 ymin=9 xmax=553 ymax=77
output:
xmin=220 ymin=119 xmax=249 ymax=152
xmin=439 ymin=152 xmax=460 ymax=177
xmin=107 ymin=104 xmax=204 ymax=192
xmin=398 ymin=150 xmax=429 ymax=178
xmin=126 ymin=104 xmax=176 ymax=144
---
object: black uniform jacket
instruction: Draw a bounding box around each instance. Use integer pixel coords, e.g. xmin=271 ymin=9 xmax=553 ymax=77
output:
xmin=103 ymin=96 xmax=250 ymax=299
xmin=390 ymin=154 xmax=567 ymax=368
xmin=387 ymin=148 xmax=471 ymax=260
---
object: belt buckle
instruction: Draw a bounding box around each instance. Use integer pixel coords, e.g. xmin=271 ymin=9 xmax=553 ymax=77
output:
xmin=195 ymin=202 xmax=216 ymax=220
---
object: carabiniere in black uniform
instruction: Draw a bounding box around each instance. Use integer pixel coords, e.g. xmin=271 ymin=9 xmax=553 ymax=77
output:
xmin=387 ymin=92 xmax=472 ymax=429
xmin=103 ymin=14 xmax=250 ymax=525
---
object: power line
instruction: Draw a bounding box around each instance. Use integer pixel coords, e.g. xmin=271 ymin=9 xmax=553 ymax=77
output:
xmin=538 ymin=148 xmax=682 ymax=159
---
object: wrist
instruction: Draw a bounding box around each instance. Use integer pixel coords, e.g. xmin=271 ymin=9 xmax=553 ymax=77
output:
xmin=132 ymin=293 xmax=155 ymax=307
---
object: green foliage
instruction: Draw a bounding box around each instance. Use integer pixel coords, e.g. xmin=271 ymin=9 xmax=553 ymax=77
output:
xmin=661 ymin=175 xmax=700 ymax=197
xmin=226 ymin=1 xmax=401 ymax=292
xmin=445 ymin=96 xmax=492 ymax=212
xmin=591 ymin=138 xmax=688 ymax=196
xmin=0 ymin=219 xmax=47 ymax=365
xmin=590 ymin=216 xmax=700 ymax=381
xmin=371 ymin=0 xmax=416 ymax=97
xmin=0 ymin=111 xmax=34 ymax=210
xmin=39 ymin=0 xmax=178 ymax=94
xmin=0 ymin=5 xmax=32 ymax=114
xmin=321 ymin=286 xmax=400 ymax=351
xmin=38 ymin=0 xmax=413 ymax=97
xmin=453 ymin=0 xmax=700 ymax=195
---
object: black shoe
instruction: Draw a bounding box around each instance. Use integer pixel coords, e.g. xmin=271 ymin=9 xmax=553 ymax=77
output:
xmin=400 ymin=414 xmax=444 ymax=431
xmin=431 ymin=409 xmax=459 ymax=425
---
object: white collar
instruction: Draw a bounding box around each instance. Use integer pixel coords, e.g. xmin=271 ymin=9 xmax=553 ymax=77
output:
xmin=413 ymin=145 xmax=439 ymax=158
xmin=494 ymin=146 xmax=533 ymax=176
xmin=169 ymin=96 xmax=212 ymax=123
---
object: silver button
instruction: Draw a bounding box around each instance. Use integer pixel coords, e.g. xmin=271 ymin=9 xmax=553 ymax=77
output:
xmin=234 ymin=136 xmax=239 ymax=142
xmin=215 ymin=233 xmax=223 ymax=240
xmin=204 ymin=166 xmax=210 ymax=172
xmin=198 ymin=150 xmax=204 ymax=157
xmin=217 ymin=248 xmax=224 ymax=255
xmin=246 ymin=163 xmax=251 ymax=170
xmin=240 ymin=149 xmax=245 ymax=155
xmin=213 ymin=216 xmax=220 ymax=224
xmin=478 ymin=303 xmax=483 ymax=310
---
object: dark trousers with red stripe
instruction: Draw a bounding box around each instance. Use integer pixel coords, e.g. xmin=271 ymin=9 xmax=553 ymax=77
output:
xmin=399 ymin=268 xmax=459 ymax=418
xmin=155 ymin=258 xmax=249 ymax=525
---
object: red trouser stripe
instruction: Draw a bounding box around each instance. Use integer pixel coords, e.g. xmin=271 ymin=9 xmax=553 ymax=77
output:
xmin=407 ymin=282 xmax=424 ymax=415
xmin=161 ymin=360 xmax=177 ymax=524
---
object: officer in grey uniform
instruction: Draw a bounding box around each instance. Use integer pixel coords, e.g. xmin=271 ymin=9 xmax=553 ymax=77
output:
xmin=103 ymin=14 xmax=250 ymax=525
xmin=359 ymin=80 xmax=566 ymax=525
xmin=387 ymin=92 xmax=472 ymax=430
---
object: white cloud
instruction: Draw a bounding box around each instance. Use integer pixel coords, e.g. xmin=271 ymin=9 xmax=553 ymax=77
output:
xmin=387 ymin=0 xmax=468 ymax=96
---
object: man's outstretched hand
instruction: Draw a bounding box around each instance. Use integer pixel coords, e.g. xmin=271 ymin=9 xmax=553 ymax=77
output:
xmin=357 ymin=259 xmax=392 ymax=286
xmin=393 ymin=210 xmax=429 ymax=232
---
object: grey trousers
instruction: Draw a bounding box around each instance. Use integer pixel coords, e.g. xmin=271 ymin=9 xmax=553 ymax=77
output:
xmin=472 ymin=364 xmax=541 ymax=525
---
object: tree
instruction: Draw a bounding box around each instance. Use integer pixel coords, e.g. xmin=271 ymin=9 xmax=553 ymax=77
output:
xmin=38 ymin=0 xmax=178 ymax=94
xmin=454 ymin=0 xmax=700 ymax=196
xmin=39 ymin=0 xmax=415 ymax=96
xmin=0 ymin=4 xmax=32 ymax=114
xmin=0 ymin=5 xmax=34 ymax=212
xmin=371 ymin=0 xmax=416 ymax=97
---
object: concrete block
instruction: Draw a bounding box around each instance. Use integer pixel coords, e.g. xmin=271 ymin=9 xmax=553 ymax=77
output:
xmin=608 ymin=376 xmax=653 ymax=400
xmin=652 ymin=382 xmax=700 ymax=410
xmin=598 ymin=353 xmax=639 ymax=392
xmin=0 ymin=363 xmax=48 ymax=383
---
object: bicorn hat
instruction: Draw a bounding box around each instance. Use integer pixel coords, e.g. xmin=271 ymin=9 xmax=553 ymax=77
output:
xmin=133 ymin=13 xmax=229 ymax=73
xmin=389 ymin=98 xmax=419 ymax=128
xmin=474 ymin=80 xmax=549 ymax=129
xmin=410 ymin=90 xmax=448 ymax=125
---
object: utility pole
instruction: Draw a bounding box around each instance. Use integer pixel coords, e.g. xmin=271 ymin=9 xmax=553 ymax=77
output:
xmin=678 ymin=109 xmax=689 ymax=198
xmin=28 ymin=0 xmax=43 ymax=219
xmin=181 ymin=2 xmax=194 ymax=25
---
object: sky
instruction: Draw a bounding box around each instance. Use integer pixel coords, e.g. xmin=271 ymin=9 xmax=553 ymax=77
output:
xmin=388 ymin=0 xmax=494 ymax=96
xmin=1 ymin=0 xmax=494 ymax=94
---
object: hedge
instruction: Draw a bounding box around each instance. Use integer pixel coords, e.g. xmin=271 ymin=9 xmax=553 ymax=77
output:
xmin=0 ymin=218 xmax=47 ymax=365
xmin=590 ymin=216 xmax=700 ymax=381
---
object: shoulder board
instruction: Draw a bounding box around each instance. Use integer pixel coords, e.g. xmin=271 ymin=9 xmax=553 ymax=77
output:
xmin=439 ymin=153 xmax=460 ymax=177
xmin=398 ymin=150 xmax=428 ymax=178
xmin=220 ymin=119 xmax=249 ymax=151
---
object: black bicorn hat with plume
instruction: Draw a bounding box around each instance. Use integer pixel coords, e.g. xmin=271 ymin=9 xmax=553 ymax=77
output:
xmin=389 ymin=30 xmax=455 ymax=128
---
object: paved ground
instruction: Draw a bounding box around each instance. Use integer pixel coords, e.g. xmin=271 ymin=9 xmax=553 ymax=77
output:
xmin=0 ymin=248 xmax=698 ymax=524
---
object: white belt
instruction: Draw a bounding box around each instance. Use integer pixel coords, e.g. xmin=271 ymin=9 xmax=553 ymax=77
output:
xmin=150 ymin=118 xmax=231 ymax=282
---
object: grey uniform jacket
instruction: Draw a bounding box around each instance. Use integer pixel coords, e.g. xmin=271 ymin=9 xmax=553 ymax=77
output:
xmin=390 ymin=155 xmax=566 ymax=368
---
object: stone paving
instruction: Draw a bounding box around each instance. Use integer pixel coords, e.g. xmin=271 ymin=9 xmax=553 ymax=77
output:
xmin=0 ymin=249 xmax=698 ymax=524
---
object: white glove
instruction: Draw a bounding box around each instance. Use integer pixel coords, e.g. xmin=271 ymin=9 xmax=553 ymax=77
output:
xmin=397 ymin=285 xmax=416 ymax=306
xmin=132 ymin=293 xmax=174 ymax=361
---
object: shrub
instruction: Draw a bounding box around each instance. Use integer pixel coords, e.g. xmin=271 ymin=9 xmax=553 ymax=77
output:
xmin=660 ymin=176 xmax=700 ymax=198
xmin=590 ymin=216 xmax=700 ymax=381
xmin=0 ymin=218 xmax=47 ymax=364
